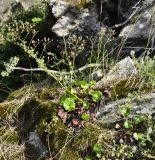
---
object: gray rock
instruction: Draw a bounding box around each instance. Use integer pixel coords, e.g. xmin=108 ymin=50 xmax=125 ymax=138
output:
xmin=51 ymin=1 xmax=100 ymax=37
xmin=52 ymin=13 xmax=78 ymax=37
xmin=96 ymin=56 xmax=137 ymax=88
xmin=27 ymin=131 xmax=48 ymax=158
xmin=50 ymin=0 xmax=70 ymax=18
xmin=97 ymin=93 xmax=155 ymax=125
xmin=107 ymin=56 xmax=137 ymax=78
xmin=119 ymin=8 xmax=154 ymax=40
xmin=77 ymin=4 xmax=100 ymax=33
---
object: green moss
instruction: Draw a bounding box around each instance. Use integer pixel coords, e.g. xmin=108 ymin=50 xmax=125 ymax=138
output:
xmin=0 ymin=85 xmax=114 ymax=159
xmin=37 ymin=118 xmax=114 ymax=159
xmin=0 ymin=85 xmax=36 ymax=120
xmin=60 ymin=150 xmax=81 ymax=160
xmin=38 ymin=87 xmax=64 ymax=102
xmin=66 ymin=0 xmax=90 ymax=10
xmin=111 ymin=79 xmax=155 ymax=100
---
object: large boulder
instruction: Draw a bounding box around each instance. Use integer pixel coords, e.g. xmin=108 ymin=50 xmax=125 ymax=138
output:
xmin=96 ymin=56 xmax=138 ymax=88
xmin=50 ymin=0 xmax=100 ymax=37
xmin=97 ymin=92 xmax=155 ymax=126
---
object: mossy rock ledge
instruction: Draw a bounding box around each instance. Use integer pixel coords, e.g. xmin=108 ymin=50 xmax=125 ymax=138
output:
xmin=0 ymin=85 xmax=114 ymax=160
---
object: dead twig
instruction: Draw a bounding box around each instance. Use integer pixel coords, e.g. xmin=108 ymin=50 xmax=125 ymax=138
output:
xmin=12 ymin=63 xmax=103 ymax=75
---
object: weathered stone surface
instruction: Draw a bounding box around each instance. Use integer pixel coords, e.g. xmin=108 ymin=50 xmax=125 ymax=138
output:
xmin=89 ymin=69 xmax=104 ymax=81
xmin=27 ymin=131 xmax=48 ymax=159
xmin=96 ymin=56 xmax=137 ymax=88
xmin=49 ymin=0 xmax=155 ymax=57
xmin=51 ymin=1 xmax=100 ymax=37
xmin=50 ymin=0 xmax=70 ymax=18
xmin=97 ymin=93 xmax=155 ymax=125
xmin=52 ymin=13 xmax=78 ymax=37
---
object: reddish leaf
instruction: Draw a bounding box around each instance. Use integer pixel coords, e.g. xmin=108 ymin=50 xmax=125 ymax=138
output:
xmin=58 ymin=108 xmax=68 ymax=123
xmin=90 ymin=113 xmax=96 ymax=121
xmin=77 ymin=106 xmax=84 ymax=115
xmin=72 ymin=118 xmax=79 ymax=125
xmin=67 ymin=122 xmax=72 ymax=128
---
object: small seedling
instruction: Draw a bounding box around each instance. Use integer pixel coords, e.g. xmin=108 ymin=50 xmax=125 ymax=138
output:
xmin=80 ymin=80 xmax=90 ymax=89
xmin=58 ymin=80 xmax=105 ymax=127
xmin=120 ymin=106 xmax=131 ymax=117
xmin=81 ymin=113 xmax=90 ymax=121
xmin=124 ymin=120 xmax=133 ymax=129
xmin=133 ymin=115 xmax=143 ymax=124
xmin=89 ymin=91 xmax=102 ymax=102
xmin=133 ymin=132 xmax=144 ymax=141
xmin=83 ymin=101 xmax=90 ymax=109
xmin=93 ymin=143 xmax=102 ymax=158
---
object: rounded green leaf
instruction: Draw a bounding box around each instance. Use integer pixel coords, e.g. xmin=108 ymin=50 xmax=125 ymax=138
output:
xmin=59 ymin=95 xmax=67 ymax=105
xmin=73 ymin=80 xmax=80 ymax=86
xmin=90 ymin=80 xmax=96 ymax=88
xmin=133 ymin=115 xmax=143 ymax=124
xmin=93 ymin=143 xmax=102 ymax=154
xmin=63 ymin=98 xmax=75 ymax=111
xmin=70 ymin=88 xmax=77 ymax=94
xmin=133 ymin=132 xmax=144 ymax=140
xmin=124 ymin=120 xmax=133 ymax=129
xmin=96 ymin=153 xmax=102 ymax=158
xmin=31 ymin=17 xmax=42 ymax=23
xmin=120 ymin=107 xmax=131 ymax=117
xmin=81 ymin=113 xmax=90 ymax=121
xmin=66 ymin=87 xmax=77 ymax=94
xmin=80 ymin=80 xmax=89 ymax=89
xmin=65 ymin=87 xmax=77 ymax=100
xmin=83 ymin=101 xmax=90 ymax=109
xmin=90 ymin=91 xmax=102 ymax=102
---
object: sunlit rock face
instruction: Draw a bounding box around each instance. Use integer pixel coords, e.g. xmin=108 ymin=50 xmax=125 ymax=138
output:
xmin=49 ymin=0 xmax=155 ymax=57
xmin=49 ymin=0 xmax=70 ymax=18
xmin=50 ymin=0 xmax=100 ymax=37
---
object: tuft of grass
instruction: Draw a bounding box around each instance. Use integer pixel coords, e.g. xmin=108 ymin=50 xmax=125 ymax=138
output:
xmin=0 ymin=125 xmax=25 ymax=160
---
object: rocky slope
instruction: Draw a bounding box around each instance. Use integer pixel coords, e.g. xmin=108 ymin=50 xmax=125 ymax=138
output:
xmin=0 ymin=0 xmax=155 ymax=159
